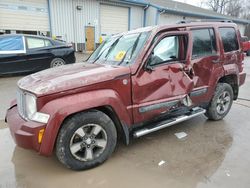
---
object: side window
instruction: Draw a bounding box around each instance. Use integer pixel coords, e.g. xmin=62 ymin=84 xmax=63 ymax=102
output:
xmin=219 ymin=27 xmax=239 ymax=52
xmin=149 ymin=36 xmax=179 ymax=66
xmin=192 ymin=29 xmax=217 ymax=58
xmin=0 ymin=36 xmax=24 ymax=51
xmin=44 ymin=39 xmax=52 ymax=47
xmin=27 ymin=37 xmax=52 ymax=49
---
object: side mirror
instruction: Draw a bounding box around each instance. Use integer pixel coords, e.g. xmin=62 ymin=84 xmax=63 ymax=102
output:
xmin=144 ymin=52 xmax=155 ymax=72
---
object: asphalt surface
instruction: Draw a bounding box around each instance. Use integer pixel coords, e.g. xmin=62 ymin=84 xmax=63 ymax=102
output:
xmin=0 ymin=55 xmax=250 ymax=188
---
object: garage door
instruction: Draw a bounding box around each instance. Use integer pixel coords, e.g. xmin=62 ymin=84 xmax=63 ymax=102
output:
xmin=100 ymin=4 xmax=129 ymax=36
xmin=0 ymin=0 xmax=49 ymax=32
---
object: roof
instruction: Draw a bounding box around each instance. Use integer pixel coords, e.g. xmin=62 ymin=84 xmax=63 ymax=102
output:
xmin=146 ymin=0 xmax=250 ymax=24
xmin=154 ymin=21 xmax=238 ymax=31
xmin=0 ymin=34 xmax=53 ymax=40
xmin=118 ymin=0 xmax=250 ymax=24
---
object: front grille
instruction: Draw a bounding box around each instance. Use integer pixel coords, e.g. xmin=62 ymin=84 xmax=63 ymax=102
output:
xmin=16 ymin=89 xmax=26 ymax=120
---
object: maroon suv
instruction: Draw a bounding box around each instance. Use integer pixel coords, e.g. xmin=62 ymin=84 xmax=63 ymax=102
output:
xmin=6 ymin=22 xmax=246 ymax=170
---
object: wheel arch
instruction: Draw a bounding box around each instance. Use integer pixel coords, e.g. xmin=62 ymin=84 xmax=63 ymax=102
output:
xmin=38 ymin=90 xmax=132 ymax=156
xmin=53 ymin=106 xmax=130 ymax=156
xmin=96 ymin=106 xmax=130 ymax=145
xmin=217 ymin=74 xmax=238 ymax=100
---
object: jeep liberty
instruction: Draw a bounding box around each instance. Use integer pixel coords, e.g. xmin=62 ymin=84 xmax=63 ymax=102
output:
xmin=6 ymin=21 xmax=246 ymax=170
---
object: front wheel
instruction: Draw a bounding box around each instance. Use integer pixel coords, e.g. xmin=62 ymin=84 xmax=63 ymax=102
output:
xmin=56 ymin=110 xmax=117 ymax=170
xmin=205 ymin=83 xmax=233 ymax=121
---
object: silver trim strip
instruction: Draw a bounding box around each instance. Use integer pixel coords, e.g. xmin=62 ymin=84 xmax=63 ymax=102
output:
xmin=134 ymin=108 xmax=206 ymax=138
xmin=139 ymin=99 xmax=179 ymax=113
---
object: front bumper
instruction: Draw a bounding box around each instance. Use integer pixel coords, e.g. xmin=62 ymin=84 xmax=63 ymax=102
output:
xmin=239 ymin=72 xmax=246 ymax=86
xmin=6 ymin=105 xmax=46 ymax=152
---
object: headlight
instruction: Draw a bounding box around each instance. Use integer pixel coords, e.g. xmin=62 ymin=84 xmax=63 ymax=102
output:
xmin=17 ymin=91 xmax=50 ymax=124
xmin=25 ymin=93 xmax=37 ymax=120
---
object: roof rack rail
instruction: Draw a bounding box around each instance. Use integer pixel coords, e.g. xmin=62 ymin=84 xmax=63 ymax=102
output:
xmin=176 ymin=19 xmax=233 ymax=24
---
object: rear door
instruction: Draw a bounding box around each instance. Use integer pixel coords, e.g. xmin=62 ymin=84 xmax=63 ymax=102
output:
xmin=25 ymin=36 xmax=54 ymax=71
xmin=189 ymin=28 xmax=222 ymax=104
xmin=218 ymin=27 xmax=243 ymax=71
xmin=0 ymin=35 xmax=27 ymax=74
xmin=132 ymin=31 xmax=194 ymax=124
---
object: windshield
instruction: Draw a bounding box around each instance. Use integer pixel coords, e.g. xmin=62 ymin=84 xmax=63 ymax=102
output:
xmin=88 ymin=31 xmax=150 ymax=66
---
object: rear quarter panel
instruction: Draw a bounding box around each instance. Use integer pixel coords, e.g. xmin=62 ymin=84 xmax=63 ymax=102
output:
xmin=50 ymin=46 xmax=75 ymax=64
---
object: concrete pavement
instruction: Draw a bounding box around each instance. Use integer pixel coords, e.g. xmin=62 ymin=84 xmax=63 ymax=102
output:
xmin=0 ymin=56 xmax=249 ymax=188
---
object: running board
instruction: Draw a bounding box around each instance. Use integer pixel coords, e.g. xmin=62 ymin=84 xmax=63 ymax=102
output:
xmin=133 ymin=107 xmax=206 ymax=138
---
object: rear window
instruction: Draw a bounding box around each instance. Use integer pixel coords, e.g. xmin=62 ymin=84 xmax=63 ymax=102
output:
xmin=26 ymin=37 xmax=52 ymax=49
xmin=191 ymin=28 xmax=217 ymax=58
xmin=219 ymin=27 xmax=239 ymax=52
xmin=0 ymin=36 xmax=24 ymax=51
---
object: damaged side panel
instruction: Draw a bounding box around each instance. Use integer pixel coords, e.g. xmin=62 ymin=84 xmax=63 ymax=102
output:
xmin=131 ymin=63 xmax=194 ymax=124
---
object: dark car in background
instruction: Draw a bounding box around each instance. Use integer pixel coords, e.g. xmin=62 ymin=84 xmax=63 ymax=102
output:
xmin=0 ymin=34 xmax=75 ymax=75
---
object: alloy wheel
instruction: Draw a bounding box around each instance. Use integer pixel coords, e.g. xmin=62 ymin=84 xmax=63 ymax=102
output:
xmin=69 ymin=124 xmax=107 ymax=161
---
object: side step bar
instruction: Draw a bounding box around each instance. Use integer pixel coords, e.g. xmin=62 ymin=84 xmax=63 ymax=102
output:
xmin=133 ymin=107 xmax=206 ymax=138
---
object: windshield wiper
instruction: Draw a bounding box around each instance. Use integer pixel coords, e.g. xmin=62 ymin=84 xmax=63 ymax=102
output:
xmin=118 ymin=33 xmax=142 ymax=66
xmin=104 ymin=36 xmax=122 ymax=59
xmin=92 ymin=36 xmax=122 ymax=64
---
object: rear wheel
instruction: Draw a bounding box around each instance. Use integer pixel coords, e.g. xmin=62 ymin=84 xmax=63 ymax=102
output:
xmin=56 ymin=110 xmax=117 ymax=170
xmin=205 ymin=83 xmax=233 ymax=121
xmin=50 ymin=58 xmax=66 ymax=68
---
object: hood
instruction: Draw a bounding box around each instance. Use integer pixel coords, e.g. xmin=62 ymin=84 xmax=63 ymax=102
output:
xmin=18 ymin=63 xmax=131 ymax=96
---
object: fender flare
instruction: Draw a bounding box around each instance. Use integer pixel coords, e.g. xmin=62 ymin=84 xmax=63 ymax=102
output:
xmin=38 ymin=89 xmax=132 ymax=156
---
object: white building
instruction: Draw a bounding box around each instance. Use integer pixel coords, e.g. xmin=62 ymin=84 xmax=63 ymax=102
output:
xmin=0 ymin=0 xmax=249 ymax=51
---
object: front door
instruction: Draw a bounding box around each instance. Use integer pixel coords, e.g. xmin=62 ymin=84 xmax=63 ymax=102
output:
xmin=132 ymin=31 xmax=194 ymax=124
xmin=85 ymin=26 xmax=95 ymax=52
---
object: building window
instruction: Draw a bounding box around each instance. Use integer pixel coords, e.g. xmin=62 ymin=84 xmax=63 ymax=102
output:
xmin=219 ymin=27 xmax=239 ymax=52
xmin=191 ymin=28 xmax=217 ymax=58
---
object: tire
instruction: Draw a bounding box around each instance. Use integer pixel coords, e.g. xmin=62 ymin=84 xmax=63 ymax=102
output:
xmin=50 ymin=58 xmax=66 ymax=68
xmin=205 ymin=83 xmax=233 ymax=121
xmin=56 ymin=110 xmax=117 ymax=170
xmin=247 ymin=50 xmax=250 ymax=56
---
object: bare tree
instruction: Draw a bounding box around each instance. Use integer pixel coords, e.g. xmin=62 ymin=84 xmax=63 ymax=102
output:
xmin=241 ymin=1 xmax=250 ymax=19
xmin=225 ymin=0 xmax=243 ymax=17
xmin=203 ymin=0 xmax=250 ymax=37
xmin=206 ymin=0 xmax=230 ymax=14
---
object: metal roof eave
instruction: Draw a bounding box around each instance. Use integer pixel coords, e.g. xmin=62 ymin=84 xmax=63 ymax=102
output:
xmin=117 ymin=0 xmax=148 ymax=7
xmin=152 ymin=3 xmax=250 ymax=24
xmin=115 ymin=1 xmax=250 ymax=24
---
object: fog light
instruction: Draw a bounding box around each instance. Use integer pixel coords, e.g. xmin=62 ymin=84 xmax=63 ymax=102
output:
xmin=38 ymin=128 xmax=45 ymax=143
